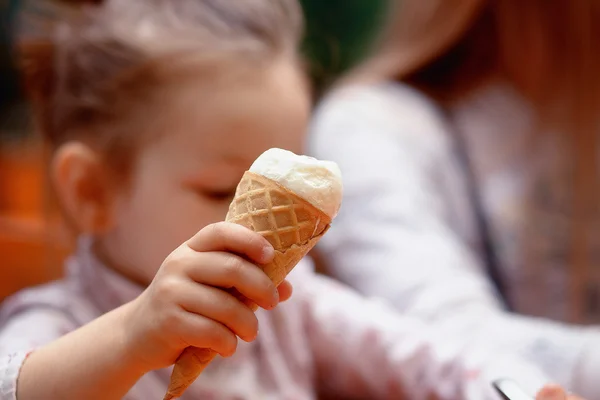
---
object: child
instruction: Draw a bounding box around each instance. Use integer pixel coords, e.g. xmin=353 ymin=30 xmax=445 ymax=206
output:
xmin=0 ymin=0 xmax=561 ymax=399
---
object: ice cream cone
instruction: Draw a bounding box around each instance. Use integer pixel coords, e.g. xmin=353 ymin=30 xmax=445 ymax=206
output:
xmin=163 ymin=171 xmax=331 ymax=399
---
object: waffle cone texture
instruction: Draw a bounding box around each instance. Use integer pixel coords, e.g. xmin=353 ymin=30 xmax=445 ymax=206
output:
xmin=164 ymin=172 xmax=331 ymax=399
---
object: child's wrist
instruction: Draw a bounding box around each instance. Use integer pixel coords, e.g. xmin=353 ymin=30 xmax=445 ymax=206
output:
xmin=112 ymin=301 xmax=153 ymax=376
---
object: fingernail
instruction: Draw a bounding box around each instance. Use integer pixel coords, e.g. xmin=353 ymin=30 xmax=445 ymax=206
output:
xmin=261 ymin=245 xmax=274 ymax=263
xmin=271 ymin=289 xmax=280 ymax=308
xmin=538 ymin=386 xmax=565 ymax=400
xmin=246 ymin=331 xmax=258 ymax=342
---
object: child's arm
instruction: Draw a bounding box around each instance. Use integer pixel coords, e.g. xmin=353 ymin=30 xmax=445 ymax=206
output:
xmin=298 ymin=273 xmax=551 ymax=400
xmin=15 ymin=304 xmax=147 ymax=400
xmin=6 ymin=222 xmax=283 ymax=400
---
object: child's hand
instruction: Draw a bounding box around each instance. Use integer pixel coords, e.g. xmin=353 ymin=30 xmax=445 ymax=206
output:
xmin=121 ymin=222 xmax=291 ymax=371
xmin=536 ymin=385 xmax=584 ymax=400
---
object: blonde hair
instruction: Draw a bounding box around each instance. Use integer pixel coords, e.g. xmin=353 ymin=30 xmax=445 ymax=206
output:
xmin=19 ymin=0 xmax=303 ymax=173
xmin=357 ymin=0 xmax=600 ymax=320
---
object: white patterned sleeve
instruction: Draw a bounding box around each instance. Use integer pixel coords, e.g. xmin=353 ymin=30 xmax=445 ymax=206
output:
xmin=298 ymin=273 xmax=550 ymax=400
xmin=0 ymin=310 xmax=77 ymax=400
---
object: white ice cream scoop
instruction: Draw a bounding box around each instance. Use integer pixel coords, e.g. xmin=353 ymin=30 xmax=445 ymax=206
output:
xmin=249 ymin=148 xmax=343 ymax=219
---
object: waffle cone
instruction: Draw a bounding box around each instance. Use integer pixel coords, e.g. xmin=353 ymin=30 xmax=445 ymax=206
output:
xmin=164 ymin=171 xmax=331 ymax=399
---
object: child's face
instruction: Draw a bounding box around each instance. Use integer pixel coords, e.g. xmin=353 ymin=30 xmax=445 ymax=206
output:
xmin=98 ymin=61 xmax=310 ymax=284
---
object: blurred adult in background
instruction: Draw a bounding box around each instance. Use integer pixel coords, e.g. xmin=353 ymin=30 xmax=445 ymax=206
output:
xmin=310 ymin=0 xmax=600 ymax=397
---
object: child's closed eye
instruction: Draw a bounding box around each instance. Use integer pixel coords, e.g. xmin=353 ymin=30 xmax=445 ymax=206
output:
xmin=182 ymin=169 xmax=243 ymax=202
xmin=194 ymin=188 xmax=237 ymax=202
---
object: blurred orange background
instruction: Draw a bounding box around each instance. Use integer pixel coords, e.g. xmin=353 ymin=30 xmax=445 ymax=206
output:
xmin=0 ymin=139 xmax=69 ymax=301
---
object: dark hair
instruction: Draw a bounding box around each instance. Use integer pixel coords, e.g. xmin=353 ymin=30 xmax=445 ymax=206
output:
xmin=19 ymin=0 xmax=304 ymax=172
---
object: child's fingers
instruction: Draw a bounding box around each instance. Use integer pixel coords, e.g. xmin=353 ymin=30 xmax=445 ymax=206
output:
xmin=180 ymin=251 xmax=279 ymax=310
xmin=188 ymin=222 xmax=274 ymax=265
xmin=536 ymin=385 xmax=568 ymax=400
xmin=177 ymin=280 xmax=259 ymax=342
xmin=173 ymin=309 xmax=238 ymax=358
xmin=277 ymin=280 xmax=293 ymax=302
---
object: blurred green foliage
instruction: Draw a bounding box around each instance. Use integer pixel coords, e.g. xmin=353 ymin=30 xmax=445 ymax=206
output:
xmin=300 ymin=0 xmax=389 ymax=93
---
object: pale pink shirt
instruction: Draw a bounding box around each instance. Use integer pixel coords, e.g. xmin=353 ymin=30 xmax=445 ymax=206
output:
xmin=0 ymin=238 xmax=549 ymax=399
